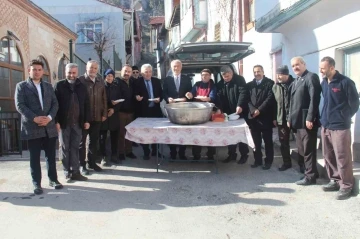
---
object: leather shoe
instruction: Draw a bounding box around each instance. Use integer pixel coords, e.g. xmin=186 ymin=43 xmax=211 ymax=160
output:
xmin=251 ymin=162 xmax=262 ymax=168
xmin=336 ymin=188 xmax=352 ymax=200
xmin=118 ymin=154 xmax=126 ymax=161
xmin=71 ymin=173 xmax=88 ymax=181
xmin=322 ymin=180 xmax=340 ymax=192
xmin=110 ymin=155 xmax=121 ymax=164
xmin=262 ymin=164 xmax=271 ymax=170
xmin=92 ymin=164 xmax=102 ymax=172
xmin=295 ymin=178 xmax=316 ymax=186
xmin=278 ymin=164 xmax=292 ymax=171
xmin=237 ymin=155 xmax=248 ymax=164
xmin=33 ymin=185 xmax=43 ymax=195
xmin=126 ymin=152 xmax=137 ymax=159
xmin=49 ymin=180 xmax=63 ymax=189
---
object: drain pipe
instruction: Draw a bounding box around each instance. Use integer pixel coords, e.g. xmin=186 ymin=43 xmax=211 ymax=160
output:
xmin=238 ymin=0 xmax=243 ymax=75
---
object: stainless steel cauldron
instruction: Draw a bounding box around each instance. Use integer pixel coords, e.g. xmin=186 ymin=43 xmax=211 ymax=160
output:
xmin=163 ymin=102 xmax=214 ymax=125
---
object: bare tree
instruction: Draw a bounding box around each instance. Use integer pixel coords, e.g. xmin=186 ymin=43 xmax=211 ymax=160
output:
xmin=76 ymin=15 xmax=118 ymax=74
xmin=211 ymin=0 xmax=238 ymax=41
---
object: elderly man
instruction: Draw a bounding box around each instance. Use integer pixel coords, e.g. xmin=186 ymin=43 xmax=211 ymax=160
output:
xmin=246 ymin=65 xmax=275 ymax=170
xmin=319 ymin=56 xmax=359 ymax=200
xmin=134 ymin=64 xmax=163 ymax=160
xmin=54 ymin=63 xmax=89 ymax=182
xmin=272 ymin=65 xmax=295 ymax=171
xmin=288 ymin=56 xmax=321 ymax=185
xmin=78 ymin=60 xmax=107 ymax=174
xmin=117 ymin=65 xmax=137 ymax=160
xmin=163 ymin=59 xmax=193 ymax=160
xmin=216 ymin=65 xmax=249 ymax=164
xmin=15 ymin=59 xmax=62 ymax=195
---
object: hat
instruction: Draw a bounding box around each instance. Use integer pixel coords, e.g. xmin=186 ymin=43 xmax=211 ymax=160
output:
xmin=104 ymin=69 xmax=115 ymax=77
xmin=132 ymin=66 xmax=139 ymax=71
xmin=276 ymin=65 xmax=289 ymax=75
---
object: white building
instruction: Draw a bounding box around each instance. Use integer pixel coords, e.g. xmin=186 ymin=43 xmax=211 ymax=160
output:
xmin=32 ymin=0 xmax=130 ymax=72
xmin=242 ymin=0 xmax=360 ymax=160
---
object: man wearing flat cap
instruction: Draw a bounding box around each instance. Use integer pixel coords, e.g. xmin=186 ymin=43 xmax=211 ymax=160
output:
xmin=272 ymin=65 xmax=295 ymax=171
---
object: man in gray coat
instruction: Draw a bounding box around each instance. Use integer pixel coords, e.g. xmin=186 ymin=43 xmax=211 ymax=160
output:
xmin=15 ymin=59 xmax=63 ymax=195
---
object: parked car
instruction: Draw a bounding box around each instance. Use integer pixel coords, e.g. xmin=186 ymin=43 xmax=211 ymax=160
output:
xmin=166 ymin=41 xmax=255 ymax=83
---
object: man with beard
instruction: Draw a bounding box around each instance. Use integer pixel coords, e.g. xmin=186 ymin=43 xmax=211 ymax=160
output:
xmin=163 ymin=59 xmax=193 ymax=160
xmin=134 ymin=64 xmax=163 ymax=160
xmin=288 ymin=56 xmax=321 ymax=185
xmin=319 ymin=56 xmax=359 ymax=200
xmin=272 ymin=65 xmax=295 ymax=171
xmin=78 ymin=60 xmax=107 ymax=175
xmin=246 ymin=65 xmax=275 ymax=170
xmin=216 ymin=65 xmax=249 ymax=164
xmin=54 ymin=63 xmax=90 ymax=182
xmin=15 ymin=59 xmax=62 ymax=195
xmin=117 ymin=65 xmax=137 ymax=160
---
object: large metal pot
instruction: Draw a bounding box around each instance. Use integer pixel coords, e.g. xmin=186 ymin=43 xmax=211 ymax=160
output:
xmin=163 ymin=102 xmax=214 ymax=125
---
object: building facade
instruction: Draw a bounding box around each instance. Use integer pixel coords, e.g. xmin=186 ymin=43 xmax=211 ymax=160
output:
xmin=0 ymin=0 xmax=76 ymax=111
xmin=32 ymin=0 xmax=136 ymax=73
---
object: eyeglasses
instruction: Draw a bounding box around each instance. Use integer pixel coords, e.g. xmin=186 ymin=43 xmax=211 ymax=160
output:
xmin=133 ymin=71 xmax=139 ymax=74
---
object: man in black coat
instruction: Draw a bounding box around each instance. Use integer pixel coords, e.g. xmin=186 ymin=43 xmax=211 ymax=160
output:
xmin=54 ymin=63 xmax=90 ymax=182
xmin=99 ymin=69 xmax=122 ymax=166
xmin=134 ymin=64 xmax=163 ymax=160
xmin=116 ymin=65 xmax=137 ymax=160
xmin=163 ymin=59 xmax=193 ymax=160
xmin=216 ymin=65 xmax=249 ymax=164
xmin=288 ymin=56 xmax=321 ymax=185
xmin=246 ymin=65 xmax=275 ymax=170
xmin=272 ymin=65 xmax=295 ymax=171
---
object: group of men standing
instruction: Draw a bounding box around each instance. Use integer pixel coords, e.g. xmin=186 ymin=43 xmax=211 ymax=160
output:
xmin=15 ymin=55 xmax=358 ymax=200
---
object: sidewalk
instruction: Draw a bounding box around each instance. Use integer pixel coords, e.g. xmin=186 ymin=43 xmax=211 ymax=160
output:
xmin=273 ymin=136 xmax=360 ymax=194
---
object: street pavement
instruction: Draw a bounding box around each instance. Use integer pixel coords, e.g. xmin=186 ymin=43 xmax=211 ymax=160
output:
xmin=0 ymin=145 xmax=359 ymax=239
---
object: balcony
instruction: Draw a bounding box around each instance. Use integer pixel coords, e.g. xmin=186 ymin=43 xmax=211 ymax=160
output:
xmin=180 ymin=0 xmax=208 ymax=42
xmin=255 ymin=0 xmax=320 ymax=33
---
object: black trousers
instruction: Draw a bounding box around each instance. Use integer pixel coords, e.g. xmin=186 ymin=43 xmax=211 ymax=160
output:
xmin=228 ymin=143 xmax=249 ymax=157
xmin=141 ymin=143 xmax=158 ymax=156
xmin=79 ymin=121 xmax=101 ymax=167
xmin=99 ymin=130 xmax=119 ymax=156
xmin=278 ymin=124 xmax=292 ymax=166
xmin=192 ymin=146 xmax=216 ymax=157
xmin=169 ymin=145 xmax=186 ymax=157
xmin=28 ymin=136 xmax=58 ymax=186
xmin=251 ymin=128 xmax=274 ymax=165
xmin=295 ymin=128 xmax=318 ymax=180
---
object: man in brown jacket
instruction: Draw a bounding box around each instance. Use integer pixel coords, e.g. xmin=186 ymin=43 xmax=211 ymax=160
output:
xmin=79 ymin=60 xmax=107 ymax=174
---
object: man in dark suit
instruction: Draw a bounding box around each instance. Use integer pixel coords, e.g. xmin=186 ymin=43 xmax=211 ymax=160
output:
xmin=246 ymin=65 xmax=275 ymax=170
xmin=163 ymin=59 xmax=193 ymax=160
xmin=216 ymin=65 xmax=249 ymax=164
xmin=134 ymin=64 xmax=163 ymax=160
xmin=54 ymin=63 xmax=90 ymax=182
xmin=288 ymin=56 xmax=321 ymax=185
xmin=15 ymin=59 xmax=63 ymax=195
xmin=78 ymin=60 xmax=107 ymax=174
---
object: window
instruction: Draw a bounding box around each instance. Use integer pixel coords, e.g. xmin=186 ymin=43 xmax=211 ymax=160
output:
xmin=0 ymin=36 xmax=24 ymax=111
xmin=58 ymin=55 xmax=69 ymax=81
xmin=244 ymin=0 xmax=255 ymax=31
xmin=76 ymin=23 xmax=102 ymax=43
xmin=214 ymin=23 xmax=221 ymax=41
xmin=37 ymin=56 xmax=50 ymax=83
xmin=344 ymin=46 xmax=360 ymax=93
